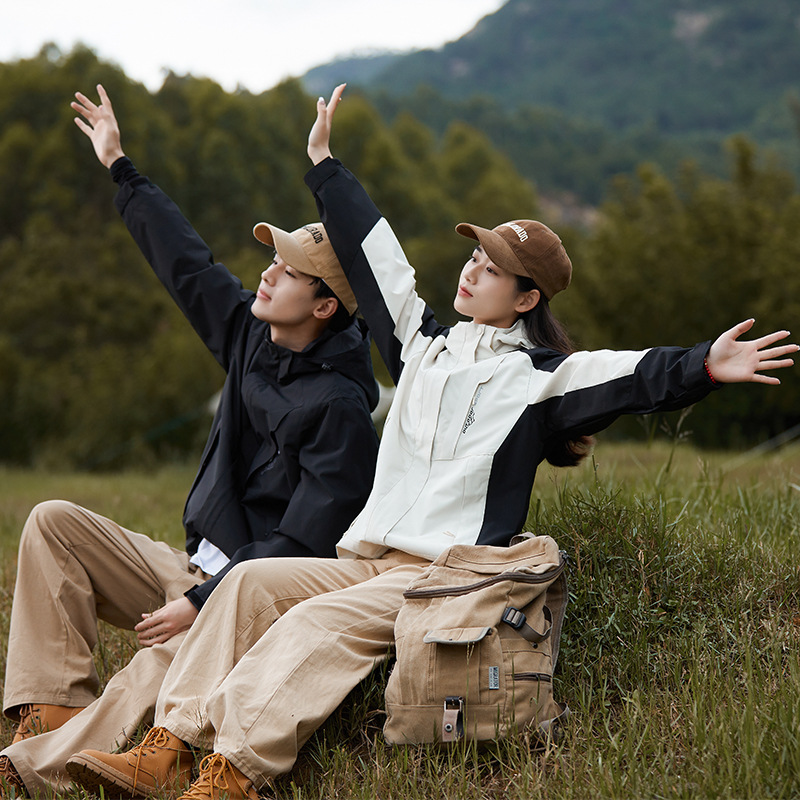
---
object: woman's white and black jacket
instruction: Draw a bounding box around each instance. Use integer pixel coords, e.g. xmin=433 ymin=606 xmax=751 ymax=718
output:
xmin=306 ymin=157 xmax=719 ymax=562
xmin=111 ymin=157 xmax=380 ymax=608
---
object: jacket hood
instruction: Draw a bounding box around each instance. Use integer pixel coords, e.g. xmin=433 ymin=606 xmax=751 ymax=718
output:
xmin=262 ymin=318 xmax=380 ymax=411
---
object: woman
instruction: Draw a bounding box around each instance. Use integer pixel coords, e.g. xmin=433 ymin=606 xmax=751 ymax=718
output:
xmin=303 ymin=84 xmax=795 ymax=563
xmin=64 ymin=86 xmax=796 ymax=800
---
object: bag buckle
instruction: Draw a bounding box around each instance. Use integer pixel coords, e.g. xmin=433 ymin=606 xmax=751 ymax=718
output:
xmin=501 ymin=606 xmax=526 ymax=630
xmin=442 ymin=696 xmax=464 ymax=743
xmin=501 ymin=605 xmax=552 ymax=645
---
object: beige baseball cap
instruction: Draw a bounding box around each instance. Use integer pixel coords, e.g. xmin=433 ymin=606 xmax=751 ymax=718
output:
xmin=253 ymin=221 xmax=357 ymax=315
xmin=456 ymin=219 xmax=572 ymax=300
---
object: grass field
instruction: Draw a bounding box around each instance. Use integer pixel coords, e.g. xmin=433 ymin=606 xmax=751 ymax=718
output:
xmin=0 ymin=439 xmax=799 ymax=799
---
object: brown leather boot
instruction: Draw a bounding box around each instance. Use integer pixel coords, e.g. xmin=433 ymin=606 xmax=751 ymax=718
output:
xmin=177 ymin=753 xmax=258 ymax=800
xmin=0 ymin=755 xmax=26 ymax=798
xmin=11 ymin=704 xmax=86 ymax=744
xmin=65 ymin=726 xmax=192 ymax=798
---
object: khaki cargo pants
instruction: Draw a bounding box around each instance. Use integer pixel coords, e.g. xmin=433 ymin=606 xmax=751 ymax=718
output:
xmin=2 ymin=499 xmax=208 ymax=794
xmin=153 ymin=550 xmax=430 ymax=789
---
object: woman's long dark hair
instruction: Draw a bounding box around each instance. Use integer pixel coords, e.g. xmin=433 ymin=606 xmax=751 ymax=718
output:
xmin=516 ymin=275 xmax=594 ymax=468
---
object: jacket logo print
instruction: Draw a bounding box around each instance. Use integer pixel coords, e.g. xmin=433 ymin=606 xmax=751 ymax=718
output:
xmin=461 ymin=386 xmax=483 ymax=435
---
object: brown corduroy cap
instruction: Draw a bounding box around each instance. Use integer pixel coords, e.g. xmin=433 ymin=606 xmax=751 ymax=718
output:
xmin=253 ymin=221 xmax=358 ymax=315
xmin=455 ymin=220 xmax=572 ymax=300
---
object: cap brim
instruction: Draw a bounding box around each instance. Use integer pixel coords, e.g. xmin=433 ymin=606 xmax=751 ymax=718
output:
xmin=253 ymin=222 xmax=316 ymax=276
xmin=455 ymin=222 xmax=527 ymax=278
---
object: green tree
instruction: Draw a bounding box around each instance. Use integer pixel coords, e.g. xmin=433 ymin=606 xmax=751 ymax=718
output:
xmin=0 ymin=47 xmax=547 ymax=466
xmin=574 ymin=138 xmax=800 ymax=446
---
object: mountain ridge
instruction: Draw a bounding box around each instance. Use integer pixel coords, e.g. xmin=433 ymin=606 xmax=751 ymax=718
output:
xmin=303 ymin=0 xmax=800 ymax=140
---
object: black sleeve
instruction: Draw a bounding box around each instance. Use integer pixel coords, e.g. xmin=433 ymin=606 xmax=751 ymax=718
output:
xmin=184 ymin=534 xmax=315 ymax=610
xmin=110 ymin=157 xmax=255 ymax=370
xmin=305 ymin=158 xmax=447 ymax=384
xmin=533 ymin=341 xmax=720 ymax=440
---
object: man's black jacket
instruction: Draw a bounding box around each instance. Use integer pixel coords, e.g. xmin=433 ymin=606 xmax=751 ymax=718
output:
xmin=111 ymin=157 xmax=379 ymax=608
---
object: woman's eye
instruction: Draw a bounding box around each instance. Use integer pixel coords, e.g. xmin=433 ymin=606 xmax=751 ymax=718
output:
xmin=487 ymin=266 xmax=497 ymax=275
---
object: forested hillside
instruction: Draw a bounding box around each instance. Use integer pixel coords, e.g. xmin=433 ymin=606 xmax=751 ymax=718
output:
xmin=0 ymin=46 xmax=539 ymax=467
xmin=304 ymin=0 xmax=800 ymax=202
xmin=306 ymin=0 xmax=800 ymax=137
xmin=0 ymin=45 xmax=797 ymax=469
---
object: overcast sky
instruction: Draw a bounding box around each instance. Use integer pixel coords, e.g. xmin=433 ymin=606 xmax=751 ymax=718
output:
xmin=2 ymin=0 xmax=505 ymax=93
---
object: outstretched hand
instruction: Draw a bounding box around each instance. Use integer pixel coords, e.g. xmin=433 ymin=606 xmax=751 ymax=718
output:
xmin=308 ymin=83 xmax=345 ymax=165
xmin=706 ymin=319 xmax=797 ymax=385
xmin=134 ymin=596 xmax=199 ymax=647
xmin=71 ymin=84 xmax=125 ymax=168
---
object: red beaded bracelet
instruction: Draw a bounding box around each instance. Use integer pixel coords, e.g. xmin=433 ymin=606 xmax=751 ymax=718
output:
xmin=704 ymin=358 xmax=719 ymax=385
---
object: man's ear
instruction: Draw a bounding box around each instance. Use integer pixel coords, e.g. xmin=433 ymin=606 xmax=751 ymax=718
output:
xmin=313 ymin=296 xmax=339 ymax=321
xmin=515 ymin=288 xmax=541 ymax=315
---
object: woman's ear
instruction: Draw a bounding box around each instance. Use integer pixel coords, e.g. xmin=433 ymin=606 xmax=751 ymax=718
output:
xmin=515 ymin=288 xmax=541 ymax=315
xmin=313 ymin=296 xmax=339 ymax=321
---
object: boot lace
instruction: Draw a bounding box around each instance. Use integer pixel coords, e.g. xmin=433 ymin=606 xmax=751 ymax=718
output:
xmin=179 ymin=753 xmax=251 ymax=800
xmin=0 ymin=755 xmax=25 ymax=794
xmin=16 ymin=704 xmax=42 ymax=737
xmin=129 ymin=726 xmax=182 ymax=789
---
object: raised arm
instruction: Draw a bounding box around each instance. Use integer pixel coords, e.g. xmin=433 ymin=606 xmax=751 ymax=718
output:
xmin=534 ymin=320 xmax=796 ymax=445
xmin=71 ymin=85 xmax=255 ymax=371
xmin=705 ymin=319 xmax=797 ymax=385
xmin=305 ymin=85 xmax=448 ymax=383
xmin=71 ymin=85 xmax=125 ymax=168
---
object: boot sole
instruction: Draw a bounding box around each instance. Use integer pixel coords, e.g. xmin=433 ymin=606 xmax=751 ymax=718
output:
xmin=65 ymin=753 xmax=154 ymax=799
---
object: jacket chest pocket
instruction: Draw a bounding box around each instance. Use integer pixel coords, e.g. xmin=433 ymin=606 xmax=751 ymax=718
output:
xmin=435 ymin=361 xmax=503 ymax=460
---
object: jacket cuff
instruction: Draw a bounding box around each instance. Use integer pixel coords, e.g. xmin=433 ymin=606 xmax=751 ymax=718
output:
xmin=112 ymin=159 xmax=152 ymax=215
xmin=110 ymin=156 xmax=138 ymax=185
xmin=304 ymin=156 xmax=341 ymax=193
xmin=184 ymin=583 xmax=207 ymax=611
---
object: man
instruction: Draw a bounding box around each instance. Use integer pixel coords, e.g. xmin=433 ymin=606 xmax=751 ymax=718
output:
xmin=0 ymin=85 xmax=378 ymax=797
